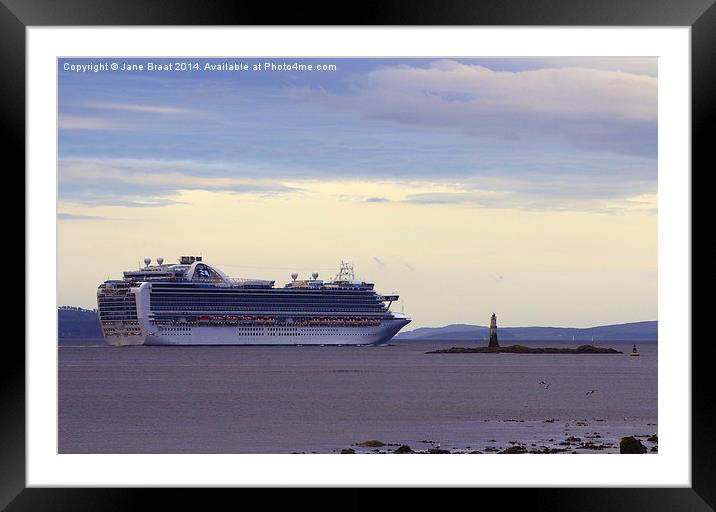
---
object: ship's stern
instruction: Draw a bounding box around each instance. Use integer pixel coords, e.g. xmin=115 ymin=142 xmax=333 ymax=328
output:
xmin=96 ymin=281 xmax=148 ymax=346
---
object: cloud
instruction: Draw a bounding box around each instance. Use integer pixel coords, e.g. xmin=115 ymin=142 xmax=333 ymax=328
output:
xmin=398 ymin=167 xmax=657 ymax=213
xmin=402 ymin=189 xmax=657 ymax=214
xmin=59 ymin=102 xmax=192 ymax=132
xmin=403 ymin=190 xmax=530 ymax=209
xmin=84 ymin=101 xmax=192 ymax=114
xmin=59 ymin=115 xmax=133 ymax=131
xmin=56 ymin=59 xmax=656 ymax=212
xmin=58 ymin=157 xmax=302 ymax=207
xmin=58 ymin=212 xmax=119 ymax=221
xmin=57 ymin=155 xmax=655 ymax=213
xmin=493 ymin=57 xmax=657 ymax=78
xmin=292 ymin=60 xmax=657 ymax=157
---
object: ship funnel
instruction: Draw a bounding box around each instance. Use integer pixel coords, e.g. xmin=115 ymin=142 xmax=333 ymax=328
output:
xmin=291 ymin=272 xmax=298 ymax=281
xmin=143 ymin=257 xmax=152 ymax=266
xmin=157 ymin=257 xmax=164 ymax=265
xmin=312 ymin=272 xmax=319 ymax=280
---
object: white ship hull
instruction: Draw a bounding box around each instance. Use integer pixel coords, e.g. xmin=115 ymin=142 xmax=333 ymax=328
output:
xmin=107 ymin=318 xmax=410 ymax=346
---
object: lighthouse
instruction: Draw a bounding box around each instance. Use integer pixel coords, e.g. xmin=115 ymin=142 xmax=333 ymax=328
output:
xmin=488 ymin=313 xmax=499 ymax=348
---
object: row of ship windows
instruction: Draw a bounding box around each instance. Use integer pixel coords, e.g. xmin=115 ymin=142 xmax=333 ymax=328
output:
xmin=150 ymin=305 xmax=384 ymax=311
xmin=100 ymin=303 xmax=385 ymax=314
xmin=150 ymin=301 xmax=380 ymax=307
xmin=151 ymin=293 xmax=379 ymax=302
xmin=155 ymin=326 xmax=357 ymax=333
xmin=149 ymin=307 xmax=385 ymax=312
xmin=269 ymin=327 xmax=297 ymax=331
xmin=150 ymin=297 xmax=383 ymax=306
xmin=150 ymin=328 xmax=379 ymax=337
xmin=150 ymin=292 xmax=376 ymax=299
xmin=149 ymin=300 xmax=383 ymax=305
xmin=102 ymin=306 xmax=385 ymax=314
xmin=239 ymin=332 xmax=374 ymax=336
xmin=150 ymin=311 xmax=386 ymax=316
xmin=263 ymin=328 xmax=345 ymax=333
xmin=235 ymin=328 xmax=349 ymax=333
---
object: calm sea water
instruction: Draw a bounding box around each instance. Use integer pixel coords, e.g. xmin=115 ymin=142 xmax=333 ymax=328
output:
xmin=58 ymin=339 xmax=657 ymax=453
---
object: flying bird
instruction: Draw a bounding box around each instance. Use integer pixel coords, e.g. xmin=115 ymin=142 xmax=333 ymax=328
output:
xmin=586 ymin=390 xmax=596 ymax=396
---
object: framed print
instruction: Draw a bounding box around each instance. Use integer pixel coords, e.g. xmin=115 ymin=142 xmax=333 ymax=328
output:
xmin=7 ymin=0 xmax=712 ymax=508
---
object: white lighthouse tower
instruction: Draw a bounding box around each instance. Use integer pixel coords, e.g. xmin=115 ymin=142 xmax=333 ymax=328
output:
xmin=488 ymin=313 xmax=499 ymax=348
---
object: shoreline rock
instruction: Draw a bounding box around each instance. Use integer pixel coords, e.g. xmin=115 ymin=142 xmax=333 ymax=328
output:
xmin=500 ymin=445 xmax=527 ymax=454
xmin=427 ymin=344 xmax=622 ymax=354
xmin=356 ymin=440 xmax=386 ymax=448
xmin=620 ymin=436 xmax=647 ymax=454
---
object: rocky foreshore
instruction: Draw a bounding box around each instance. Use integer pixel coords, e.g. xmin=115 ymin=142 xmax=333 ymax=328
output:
xmin=332 ymin=432 xmax=657 ymax=455
xmin=426 ymin=344 xmax=622 ymax=354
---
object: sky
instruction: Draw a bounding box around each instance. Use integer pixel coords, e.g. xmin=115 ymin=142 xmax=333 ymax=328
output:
xmin=57 ymin=57 xmax=657 ymax=329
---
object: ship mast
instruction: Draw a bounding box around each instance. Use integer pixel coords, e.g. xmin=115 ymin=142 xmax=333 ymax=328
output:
xmin=335 ymin=261 xmax=355 ymax=282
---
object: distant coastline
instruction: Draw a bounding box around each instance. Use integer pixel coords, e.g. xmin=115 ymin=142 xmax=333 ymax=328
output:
xmin=57 ymin=306 xmax=657 ymax=342
xmin=396 ymin=321 xmax=657 ymax=342
xmin=58 ymin=306 xmax=102 ymax=339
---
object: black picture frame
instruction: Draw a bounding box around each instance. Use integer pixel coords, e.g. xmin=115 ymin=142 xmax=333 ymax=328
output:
xmin=6 ymin=0 xmax=710 ymax=508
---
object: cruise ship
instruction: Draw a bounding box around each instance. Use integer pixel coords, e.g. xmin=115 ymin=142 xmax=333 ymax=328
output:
xmin=97 ymin=256 xmax=411 ymax=346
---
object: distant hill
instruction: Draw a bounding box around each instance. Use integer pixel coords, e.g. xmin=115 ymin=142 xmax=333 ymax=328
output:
xmin=396 ymin=321 xmax=657 ymax=341
xmin=58 ymin=307 xmax=102 ymax=339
